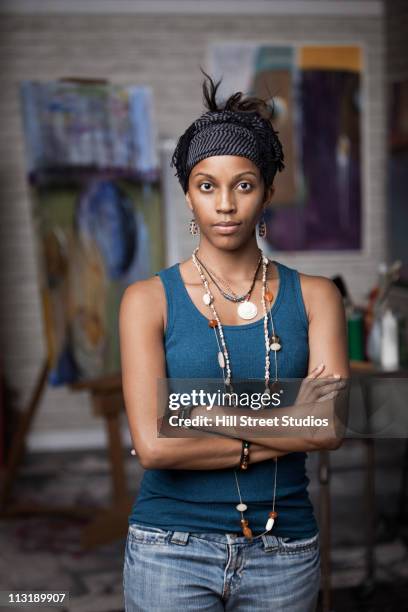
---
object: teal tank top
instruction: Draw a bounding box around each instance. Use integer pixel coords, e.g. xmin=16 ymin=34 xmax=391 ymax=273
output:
xmin=128 ymin=260 xmax=318 ymax=538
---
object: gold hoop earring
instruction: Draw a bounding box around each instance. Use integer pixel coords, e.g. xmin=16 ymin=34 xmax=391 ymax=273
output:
xmin=189 ymin=218 xmax=199 ymax=236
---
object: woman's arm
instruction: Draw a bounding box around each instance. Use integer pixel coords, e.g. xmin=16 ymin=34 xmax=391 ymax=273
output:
xmin=300 ymin=274 xmax=350 ymax=448
xmin=239 ymin=276 xmax=350 ymax=451
xmin=119 ymin=279 xmax=288 ymax=470
xmin=304 ymin=275 xmax=350 ymax=379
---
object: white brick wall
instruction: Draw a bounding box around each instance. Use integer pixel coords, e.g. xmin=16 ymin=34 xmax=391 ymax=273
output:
xmin=0 ymin=7 xmax=389 ymax=448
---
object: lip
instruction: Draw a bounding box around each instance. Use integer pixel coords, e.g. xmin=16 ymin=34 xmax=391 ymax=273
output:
xmin=212 ymin=221 xmax=242 ymax=235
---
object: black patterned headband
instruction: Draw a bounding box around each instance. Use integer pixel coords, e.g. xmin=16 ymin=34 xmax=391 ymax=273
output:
xmin=171 ymin=109 xmax=285 ymax=193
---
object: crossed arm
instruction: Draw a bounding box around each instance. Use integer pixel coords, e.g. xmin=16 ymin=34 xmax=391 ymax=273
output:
xmin=119 ymin=274 xmax=349 ymax=470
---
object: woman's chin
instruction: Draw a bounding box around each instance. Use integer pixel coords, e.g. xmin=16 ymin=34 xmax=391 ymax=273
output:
xmin=208 ymin=235 xmax=249 ymax=251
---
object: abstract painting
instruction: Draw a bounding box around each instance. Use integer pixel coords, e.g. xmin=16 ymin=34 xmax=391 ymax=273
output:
xmin=209 ymin=43 xmax=362 ymax=251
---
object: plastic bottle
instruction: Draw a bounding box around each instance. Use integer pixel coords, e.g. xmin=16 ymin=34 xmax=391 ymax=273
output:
xmin=380 ymin=308 xmax=399 ymax=371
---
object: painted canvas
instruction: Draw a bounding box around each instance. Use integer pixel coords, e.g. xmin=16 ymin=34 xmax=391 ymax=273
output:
xmin=20 ymin=82 xmax=163 ymax=385
xmin=208 ymin=43 xmax=362 ymax=251
xmin=20 ymin=81 xmax=158 ymax=177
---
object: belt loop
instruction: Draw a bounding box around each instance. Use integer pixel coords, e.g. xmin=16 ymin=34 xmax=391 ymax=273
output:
xmin=170 ymin=531 xmax=190 ymax=546
xmin=261 ymin=533 xmax=279 ymax=552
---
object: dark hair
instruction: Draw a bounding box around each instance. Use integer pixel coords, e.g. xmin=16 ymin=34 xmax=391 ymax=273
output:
xmin=171 ymin=69 xmax=284 ymax=193
xmin=200 ymin=68 xmax=276 ymax=123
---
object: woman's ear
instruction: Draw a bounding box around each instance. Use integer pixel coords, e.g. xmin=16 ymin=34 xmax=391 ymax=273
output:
xmin=264 ymin=185 xmax=275 ymax=209
xmin=186 ymin=191 xmax=194 ymax=212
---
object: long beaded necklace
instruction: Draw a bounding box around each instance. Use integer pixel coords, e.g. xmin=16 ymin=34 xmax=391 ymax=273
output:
xmin=191 ymin=247 xmax=282 ymax=540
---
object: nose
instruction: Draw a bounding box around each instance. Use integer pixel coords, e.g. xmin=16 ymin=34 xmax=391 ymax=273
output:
xmin=216 ymin=189 xmax=236 ymax=214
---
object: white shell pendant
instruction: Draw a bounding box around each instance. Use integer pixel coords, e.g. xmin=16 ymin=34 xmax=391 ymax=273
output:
xmin=265 ymin=517 xmax=275 ymax=531
xmin=237 ymin=300 xmax=258 ymax=320
xmin=202 ymin=292 xmax=212 ymax=306
xmin=236 ymin=503 xmax=248 ymax=512
xmin=269 ymin=335 xmax=281 ymax=352
xmin=218 ymin=351 xmax=225 ymax=368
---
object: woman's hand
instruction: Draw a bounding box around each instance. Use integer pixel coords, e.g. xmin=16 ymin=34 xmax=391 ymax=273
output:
xmin=294 ymin=363 xmax=348 ymax=407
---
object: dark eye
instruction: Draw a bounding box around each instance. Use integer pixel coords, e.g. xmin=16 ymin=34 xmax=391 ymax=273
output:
xmin=238 ymin=182 xmax=253 ymax=191
xmin=199 ymin=182 xmax=213 ymax=192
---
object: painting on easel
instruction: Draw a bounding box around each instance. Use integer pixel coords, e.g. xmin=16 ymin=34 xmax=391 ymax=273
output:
xmin=20 ymin=81 xmax=163 ymax=385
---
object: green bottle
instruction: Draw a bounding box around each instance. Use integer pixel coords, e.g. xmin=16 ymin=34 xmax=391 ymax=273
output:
xmin=348 ymin=310 xmax=365 ymax=361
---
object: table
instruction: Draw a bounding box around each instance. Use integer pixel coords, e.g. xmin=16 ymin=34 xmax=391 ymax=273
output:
xmin=318 ymin=361 xmax=408 ymax=612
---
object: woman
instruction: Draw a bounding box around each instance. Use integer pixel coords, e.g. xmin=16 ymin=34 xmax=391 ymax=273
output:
xmin=120 ymin=72 xmax=349 ymax=612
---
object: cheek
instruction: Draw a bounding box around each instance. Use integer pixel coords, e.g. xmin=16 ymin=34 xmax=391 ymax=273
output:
xmin=189 ymin=194 xmax=212 ymax=217
xmin=240 ymin=197 xmax=264 ymax=219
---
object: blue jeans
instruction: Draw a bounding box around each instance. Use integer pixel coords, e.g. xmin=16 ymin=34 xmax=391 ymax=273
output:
xmin=123 ymin=523 xmax=321 ymax=611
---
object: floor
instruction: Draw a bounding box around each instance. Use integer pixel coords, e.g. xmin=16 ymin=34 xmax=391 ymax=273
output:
xmin=0 ymin=439 xmax=407 ymax=612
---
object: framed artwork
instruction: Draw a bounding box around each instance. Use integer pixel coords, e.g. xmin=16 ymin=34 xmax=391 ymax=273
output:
xmin=208 ymin=43 xmax=363 ymax=252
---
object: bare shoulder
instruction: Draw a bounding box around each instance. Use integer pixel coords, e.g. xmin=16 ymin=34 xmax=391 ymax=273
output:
xmin=298 ymin=272 xmax=343 ymax=322
xmin=119 ymin=275 xmax=166 ymax=331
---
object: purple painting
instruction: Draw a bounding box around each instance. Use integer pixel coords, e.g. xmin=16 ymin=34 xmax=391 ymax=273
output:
xmin=267 ymin=69 xmax=361 ymax=250
xmin=210 ymin=44 xmax=363 ymax=251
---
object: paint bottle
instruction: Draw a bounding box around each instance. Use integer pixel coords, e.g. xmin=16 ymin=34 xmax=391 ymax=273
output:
xmin=348 ymin=309 xmax=365 ymax=361
xmin=380 ymin=308 xmax=399 ymax=371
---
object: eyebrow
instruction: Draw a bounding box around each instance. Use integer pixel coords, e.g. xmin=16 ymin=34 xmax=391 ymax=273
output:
xmin=192 ymin=171 xmax=258 ymax=180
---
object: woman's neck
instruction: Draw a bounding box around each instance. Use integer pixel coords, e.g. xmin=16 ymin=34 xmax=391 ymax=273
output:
xmin=194 ymin=236 xmax=263 ymax=281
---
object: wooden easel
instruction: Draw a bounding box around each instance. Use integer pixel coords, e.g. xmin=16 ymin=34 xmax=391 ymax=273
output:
xmin=0 ymin=362 xmax=132 ymax=549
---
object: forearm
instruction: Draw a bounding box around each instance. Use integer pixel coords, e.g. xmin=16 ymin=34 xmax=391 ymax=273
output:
xmin=240 ymin=390 xmax=349 ymax=451
xmin=142 ymin=380 xmax=349 ymax=468
xmin=141 ymin=426 xmax=287 ymax=470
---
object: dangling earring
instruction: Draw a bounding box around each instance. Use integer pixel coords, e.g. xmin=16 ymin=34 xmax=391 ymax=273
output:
xmin=189 ymin=218 xmax=199 ymax=236
xmin=258 ymin=215 xmax=267 ymax=238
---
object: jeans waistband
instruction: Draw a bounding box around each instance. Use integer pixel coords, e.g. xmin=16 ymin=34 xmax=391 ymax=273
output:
xmin=169 ymin=530 xmax=282 ymax=551
xmin=129 ymin=522 xmax=319 ymax=551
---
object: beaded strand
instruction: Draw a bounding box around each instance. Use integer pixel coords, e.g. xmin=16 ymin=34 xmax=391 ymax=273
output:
xmin=191 ymin=246 xmax=281 ymax=540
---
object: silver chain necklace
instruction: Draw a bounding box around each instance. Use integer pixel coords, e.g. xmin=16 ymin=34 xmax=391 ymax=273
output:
xmin=194 ymin=252 xmax=262 ymax=305
xmin=194 ymin=249 xmax=262 ymax=321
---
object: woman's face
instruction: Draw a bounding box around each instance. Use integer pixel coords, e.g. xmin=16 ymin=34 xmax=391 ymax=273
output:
xmin=186 ymin=155 xmax=274 ymax=249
